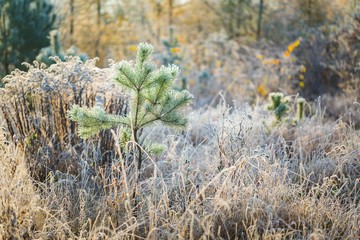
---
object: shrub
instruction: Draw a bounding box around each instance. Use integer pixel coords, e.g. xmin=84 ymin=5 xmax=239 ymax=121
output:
xmin=0 ymin=57 xmax=127 ymax=181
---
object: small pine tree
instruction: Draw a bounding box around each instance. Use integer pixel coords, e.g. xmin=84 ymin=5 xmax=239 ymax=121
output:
xmin=162 ymin=28 xmax=182 ymax=66
xmin=0 ymin=0 xmax=56 ymax=78
xmin=267 ymin=92 xmax=307 ymax=125
xmin=267 ymin=92 xmax=289 ymax=122
xmin=69 ymin=43 xmax=193 ymax=172
xmin=296 ymin=97 xmax=306 ymax=122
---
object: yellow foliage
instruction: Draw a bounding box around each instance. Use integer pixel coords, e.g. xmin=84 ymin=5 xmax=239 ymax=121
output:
xmin=262 ymin=58 xmax=280 ymax=65
xmin=176 ymin=36 xmax=186 ymax=45
xmin=300 ymin=65 xmax=307 ymax=73
xmin=257 ymin=84 xmax=268 ymax=96
xmin=128 ymin=45 xmax=137 ymax=52
xmin=299 ymin=81 xmax=305 ymax=89
xmin=170 ymin=47 xmax=181 ymax=54
xmin=299 ymin=74 xmax=305 ymax=81
xmin=256 ymin=54 xmax=264 ymax=60
xmin=285 ymin=39 xmax=301 ymax=57
xmin=288 ymin=39 xmax=301 ymax=52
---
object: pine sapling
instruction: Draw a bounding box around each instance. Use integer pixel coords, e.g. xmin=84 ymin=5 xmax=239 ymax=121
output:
xmin=267 ymin=92 xmax=289 ymax=122
xmin=296 ymin=97 xmax=306 ymax=122
xmin=69 ymin=43 xmax=193 ymax=173
xmin=266 ymin=92 xmax=307 ymax=126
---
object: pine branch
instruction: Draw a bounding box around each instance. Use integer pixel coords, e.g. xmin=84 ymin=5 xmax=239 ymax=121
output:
xmin=137 ymin=62 xmax=155 ymax=88
xmin=69 ymin=105 xmax=129 ymax=139
xmin=115 ymin=61 xmax=137 ymax=90
xmin=136 ymin=42 xmax=153 ymax=70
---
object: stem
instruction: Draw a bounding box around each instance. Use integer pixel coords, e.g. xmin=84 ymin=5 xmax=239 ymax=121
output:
xmin=132 ymin=127 xmax=142 ymax=218
xmin=139 ymin=98 xmax=189 ymax=128
xmin=133 ymin=128 xmax=142 ymax=172
xmin=139 ymin=116 xmax=160 ymax=128
xmin=118 ymin=68 xmax=137 ymax=89
xmin=134 ymin=89 xmax=141 ymax=128
xmin=137 ymin=80 xmax=164 ymax=124
xmin=133 ymin=88 xmax=143 ymax=172
xmin=132 ymin=64 xmax=145 ymax=216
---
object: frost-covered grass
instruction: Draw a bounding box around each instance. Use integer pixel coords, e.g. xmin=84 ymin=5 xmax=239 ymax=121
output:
xmin=0 ymin=58 xmax=359 ymax=239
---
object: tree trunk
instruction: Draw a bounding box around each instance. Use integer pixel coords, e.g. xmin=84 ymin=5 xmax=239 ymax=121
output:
xmin=307 ymin=0 xmax=312 ymax=23
xmin=70 ymin=0 xmax=75 ymax=45
xmin=97 ymin=0 xmax=101 ymax=26
xmin=156 ymin=2 xmax=162 ymax=41
xmin=236 ymin=0 xmax=242 ymax=37
xmin=168 ymin=0 xmax=174 ymax=42
xmin=228 ymin=0 xmax=234 ymax=39
xmin=257 ymin=0 xmax=264 ymax=41
xmin=168 ymin=0 xmax=173 ymax=27
xmin=95 ymin=0 xmax=101 ymax=57
xmin=1 ymin=7 xmax=10 ymax=75
xmin=4 ymin=51 xmax=9 ymax=75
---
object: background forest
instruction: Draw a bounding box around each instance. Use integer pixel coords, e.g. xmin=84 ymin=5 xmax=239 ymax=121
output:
xmin=0 ymin=0 xmax=360 ymax=239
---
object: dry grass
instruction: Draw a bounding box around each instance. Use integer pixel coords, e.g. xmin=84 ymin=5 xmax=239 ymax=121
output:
xmin=1 ymin=5 xmax=359 ymax=240
xmin=0 ymin=32 xmax=359 ymax=238
xmin=0 ymin=122 xmax=40 ymax=239
xmin=1 ymin=80 xmax=359 ymax=239
xmin=0 ymin=57 xmax=128 ymax=181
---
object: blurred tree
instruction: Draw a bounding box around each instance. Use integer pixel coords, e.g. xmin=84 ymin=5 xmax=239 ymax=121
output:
xmin=141 ymin=0 xmax=185 ymax=42
xmin=54 ymin=0 xmax=130 ymax=66
xmin=36 ymin=30 xmax=88 ymax=66
xmin=174 ymin=0 xmax=218 ymax=42
xmin=262 ymin=0 xmax=346 ymax=43
xmin=0 ymin=0 xmax=56 ymax=77
xmin=203 ymin=0 xmax=255 ymax=39
xmin=295 ymin=0 xmax=331 ymax=26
